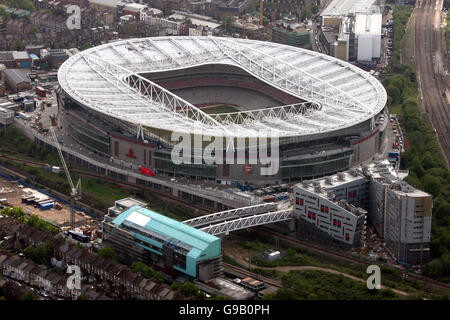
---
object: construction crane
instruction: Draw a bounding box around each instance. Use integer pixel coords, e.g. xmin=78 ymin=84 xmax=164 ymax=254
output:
xmin=259 ymin=0 xmax=263 ymax=25
xmin=49 ymin=126 xmax=81 ymax=228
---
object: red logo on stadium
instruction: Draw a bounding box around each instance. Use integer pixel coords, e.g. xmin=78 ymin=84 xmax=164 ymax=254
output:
xmin=245 ymin=164 xmax=253 ymax=174
xmin=126 ymin=148 xmax=136 ymax=159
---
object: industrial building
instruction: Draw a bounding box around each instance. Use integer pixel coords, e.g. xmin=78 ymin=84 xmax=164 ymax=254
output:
xmin=320 ymin=0 xmax=383 ymax=62
xmin=57 ymin=36 xmax=387 ymax=185
xmin=294 ymin=160 xmax=433 ymax=266
xmin=0 ymin=51 xmax=32 ymax=68
xmin=3 ymin=69 xmax=31 ymax=93
xmin=102 ymin=198 xmax=222 ymax=281
xmin=41 ymin=49 xmax=71 ymax=69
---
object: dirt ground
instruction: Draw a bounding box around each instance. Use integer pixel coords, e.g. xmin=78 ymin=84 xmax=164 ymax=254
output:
xmin=0 ymin=176 xmax=89 ymax=227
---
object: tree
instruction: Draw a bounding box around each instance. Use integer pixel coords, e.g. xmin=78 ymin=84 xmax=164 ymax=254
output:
xmin=171 ymin=282 xmax=180 ymax=291
xmin=21 ymin=290 xmax=40 ymax=300
xmin=301 ymin=8 xmax=312 ymax=21
xmin=98 ymin=247 xmax=117 ymax=262
xmin=422 ymin=174 xmax=442 ymax=198
xmin=11 ymin=39 xmax=26 ymax=51
xmin=386 ymin=85 xmax=401 ymax=104
xmin=77 ymin=293 xmax=90 ymax=300
xmin=119 ymin=23 xmax=137 ymax=38
xmin=221 ymin=14 xmax=235 ymax=33
xmin=421 ymin=151 xmax=435 ymax=170
xmin=425 ymin=259 xmax=444 ymax=277
xmin=0 ymin=7 xmax=11 ymax=19
xmin=24 ymin=242 xmax=52 ymax=267
xmin=130 ymin=261 xmax=163 ymax=283
xmin=180 ymin=282 xmax=200 ymax=297
xmin=311 ymin=5 xmax=319 ymax=15
xmin=434 ymin=202 xmax=450 ymax=221
xmin=78 ymin=43 xmax=92 ymax=51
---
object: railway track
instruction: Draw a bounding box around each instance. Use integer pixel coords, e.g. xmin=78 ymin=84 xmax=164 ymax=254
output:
xmin=260 ymin=227 xmax=450 ymax=292
xmin=222 ymin=262 xmax=282 ymax=288
xmin=414 ymin=0 xmax=450 ymax=166
xmin=0 ymin=154 xmax=215 ymax=215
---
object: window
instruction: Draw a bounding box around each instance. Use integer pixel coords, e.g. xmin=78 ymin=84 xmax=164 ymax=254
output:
xmin=114 ymin=141 xmax=119 ymax=157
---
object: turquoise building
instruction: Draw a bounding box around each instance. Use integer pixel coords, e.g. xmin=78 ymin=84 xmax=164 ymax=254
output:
xmin=102 ymin=199 xmax=222 ymax=280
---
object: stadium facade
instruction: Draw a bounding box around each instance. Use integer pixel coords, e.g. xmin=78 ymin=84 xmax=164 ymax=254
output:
xmin=57 ymin=36 xmax=388 ymax=185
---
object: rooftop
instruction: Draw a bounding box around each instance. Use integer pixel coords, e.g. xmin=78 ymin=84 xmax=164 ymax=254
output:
xmin=112 ymin=205 xmax=220 ymax=257
xmin=4 ymin=69 xmax=31 ymax=84
xmin=12 ymin=51 xmax=30 ymax=60
xmin=88 ymin=0 xmax=121 ymax=8
xmin=354 ymin=13 xmax=382 ymax=35
xmin=58 ymin=36 xmax=387 ymax=138
xmin=322 ymin=0 xmax=380 ymax=17
xmin=362 ymin=160 xmax=430 ymax=198
xmin=0 ymin=52 xmax=14 ymax=61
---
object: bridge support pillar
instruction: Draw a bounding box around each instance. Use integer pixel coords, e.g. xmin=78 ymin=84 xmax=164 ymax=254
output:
xmin=288 ymin=219 xmax=296 ymax=233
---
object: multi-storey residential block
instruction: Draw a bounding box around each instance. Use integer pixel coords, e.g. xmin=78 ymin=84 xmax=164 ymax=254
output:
xmin=362 ymin=161 xmax=432 ymax=266
xmin=294 ymin=159 xmax=433 ymax=266
xmin=294 ymin=170 xmax=368 ymax=247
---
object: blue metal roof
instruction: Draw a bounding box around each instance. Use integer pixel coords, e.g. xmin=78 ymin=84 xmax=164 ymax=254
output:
xmin=112 ymin=206 xmax=219 ymax=252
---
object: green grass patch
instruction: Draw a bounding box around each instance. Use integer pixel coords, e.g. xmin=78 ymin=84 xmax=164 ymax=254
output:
xmin=264 ymin=270 xmax=405 ymax=300
xmin=201 ymin=105 xmax=240 ymax=114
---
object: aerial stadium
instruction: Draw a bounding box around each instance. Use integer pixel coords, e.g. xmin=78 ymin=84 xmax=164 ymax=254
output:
xmin=57 ymin=36 xmax=388 ymax=185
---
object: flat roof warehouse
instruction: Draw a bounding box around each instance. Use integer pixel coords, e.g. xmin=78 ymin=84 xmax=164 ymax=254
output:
xmin=322 ymin=0 xmax=380 ymax=17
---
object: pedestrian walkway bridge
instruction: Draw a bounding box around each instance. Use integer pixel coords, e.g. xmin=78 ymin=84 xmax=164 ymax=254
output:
xmin=183 ymin=203 xmax=294 ymax=236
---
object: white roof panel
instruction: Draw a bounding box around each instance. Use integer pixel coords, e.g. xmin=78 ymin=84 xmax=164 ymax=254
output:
xmin=322 ymin=0 xmax=379 ymax=17
xmin=58 ymin=36 xmax=386 ymax=138
xmin=126 ymin=211 xmax=151 ymax=227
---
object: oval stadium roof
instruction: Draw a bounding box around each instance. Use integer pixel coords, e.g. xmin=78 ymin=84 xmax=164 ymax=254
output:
xmin=58 ymin=36 xmax=387 ymax=138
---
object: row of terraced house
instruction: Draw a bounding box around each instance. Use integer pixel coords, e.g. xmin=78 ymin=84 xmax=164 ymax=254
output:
xmin=0 ymin=216 xmax=185 ymax=300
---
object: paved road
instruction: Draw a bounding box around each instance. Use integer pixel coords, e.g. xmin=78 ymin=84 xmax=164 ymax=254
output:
xmin=414 ymin=0 xmax=450 ymax=166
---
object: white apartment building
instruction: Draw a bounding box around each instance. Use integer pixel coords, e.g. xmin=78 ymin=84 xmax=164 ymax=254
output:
xmin=294 ymin=170 xmax=368 ymax=247
xmin=295 ymin=159 xmax=433 ymax=266
xmin=362 ymin=160 xmax=432 ymax=266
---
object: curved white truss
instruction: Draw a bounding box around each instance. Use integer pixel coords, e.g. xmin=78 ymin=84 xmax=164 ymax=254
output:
xmin=58 ymin=36 xmax=387 ymax=139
